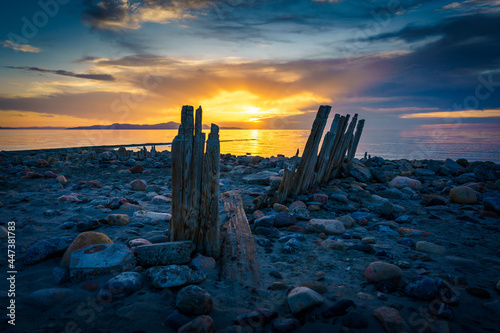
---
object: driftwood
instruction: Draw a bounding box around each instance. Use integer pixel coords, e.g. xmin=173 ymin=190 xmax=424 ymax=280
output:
xmin=170 ymin=105 xmax=221 ymax=259
xmin=220 ymin=191 xmax=260 ymax=287
xmin=275 ymin=105 xmax=365 ymax=203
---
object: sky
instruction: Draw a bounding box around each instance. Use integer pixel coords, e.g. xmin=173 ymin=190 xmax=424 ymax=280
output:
xmin=0 ymin=0 xmax=500 ymax=130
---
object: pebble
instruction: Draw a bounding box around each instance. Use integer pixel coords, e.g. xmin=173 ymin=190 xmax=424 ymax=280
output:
xmin=321 ymin=299 xmax=356 ymax=318
xmin=272 ymin=318 xmax=301 ymax=333
xmin=76 ymin=219 xmax=102 ymax=232
xmin=274 ymin=211 xmax=297 ymax=228
xmin=190 ymin=253 xmax=217 ymax=270
xmin=307 ymin=219 xmax=346 ymax=235
xmin=283 ymin=238 xmax=301 ymax=254
xmin=415 ymin=241 xmax=446 ymax=255
xmin=287 ymin=287 xmax=324 ymax=314
xmin=176 ymin=285 xmax=213 ymax=315
xmin=389 ymin=176 xmax=421 ymax=190
xmin=106 ymin=214 xmax=130 ymax=226
xmin=373 ymin=306 xmax=410 ymax=333
xmin=364 ymin=261 xmax=403 ymax=282
xmin=321 ymin=239 xmax=346 ymax=251
xmin=178 ymin=315 xmax=214 ymax=333
xmin=128 ymin=164 xmax=144 ymax=174
xmin=337 ymin=214 xmax=354 ymax=228
xmin=130 ymin=179 xmax=147 ymax=191
xmin=56 ymin=175 xmax=67 ymax=185
xmin=395 ymin=215 xmax=413 ymax=224
xmin=466 ymin=286 xmax=491 ymax=299
xmin=299 ymin=282 xmax=328 ymax=294
xmin=403 ymin=277 xmax=458 ymax=304
xmin=99 ymin=272 xmax=143 ymax=302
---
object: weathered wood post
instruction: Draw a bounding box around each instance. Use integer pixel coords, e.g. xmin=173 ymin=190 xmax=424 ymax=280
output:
xmin=170 ymin=105 xmax=220 ymax=259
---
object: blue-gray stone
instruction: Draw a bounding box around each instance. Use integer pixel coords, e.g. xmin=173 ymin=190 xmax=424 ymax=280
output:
xmin=24 ymin=236 xmax=75 ymax=265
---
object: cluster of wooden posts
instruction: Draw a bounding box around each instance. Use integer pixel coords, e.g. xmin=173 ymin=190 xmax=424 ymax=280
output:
xmin=169 ymin=104 xmax=364 ymax=286
xmin=169 ymin=105 xmax=221 ymax=259
xmin=275 ymin=105 xmax=365 ymax=203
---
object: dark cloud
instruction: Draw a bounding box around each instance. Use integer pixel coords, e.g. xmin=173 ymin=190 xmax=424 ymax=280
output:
xmin=5 ymin=66 xmax=116 ymax=81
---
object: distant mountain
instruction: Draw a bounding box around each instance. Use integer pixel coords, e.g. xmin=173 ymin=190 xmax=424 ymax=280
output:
xmin=0 ymin=126 xmax=67 ymax=130
xmin=67 ymin=122 xmax=180 ymax=130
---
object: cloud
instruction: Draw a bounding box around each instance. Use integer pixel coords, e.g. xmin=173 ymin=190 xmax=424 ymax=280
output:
xmin=5 ymin=66 xmax=116 ymax=82
xmin=400 ymin=109 xmax=500 ymax=119
xmin=2 ymin=40 xmax=40 ymax=53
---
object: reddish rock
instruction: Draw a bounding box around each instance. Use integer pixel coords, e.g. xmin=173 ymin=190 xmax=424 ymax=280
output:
xmin=128 ymin=164 xmax=144 ymax=174
xmin=364 ymin=261 xmax=403 ymax=282
xmin=397 ymin=227 xmax=429 ymax=237
xmin=373 ymin=306 xmax=410 ymax=333
xmin=81 ymin=282 xmax=99 ymax=292
xmin=449 ymin=186 xmax=477 ymax=204
xmin=37 ymin=159 xmax=49 ymax=167
xmin=21 ymin=172 xmax=43 ymax=179
xmin=130 ymin=179 xmax=147 ymax=191
xmin=44 ymin=171 xmax=58 ymax=178
xmin=78 ymin=180 xmax=102 ymax=188
xmin=311 ymin=193 xmax=328 ymax=204
xmin=287 ymin=225 xmax=305 ymax=233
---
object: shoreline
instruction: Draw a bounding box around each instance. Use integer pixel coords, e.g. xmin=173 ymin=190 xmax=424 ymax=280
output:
xmin=0 ymin=147 xmax=499 ymax=332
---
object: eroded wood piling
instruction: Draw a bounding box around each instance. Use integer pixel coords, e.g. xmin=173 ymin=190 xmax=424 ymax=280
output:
xmin=170 ymin=105 xmax=220 ymax=259
xmin=275 ymin=105 xmax=365 ymax=203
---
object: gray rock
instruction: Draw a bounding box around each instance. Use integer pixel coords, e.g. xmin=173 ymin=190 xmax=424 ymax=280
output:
xmin=147 ymin=265 xmax=207 ymax=288
xmin=99 ymin=272 xmax=143 ymax=302
xmin=24 ymin=236 xmax=74 ymax=265
xmin=350 ymin=161 xmax=372 ymax=182
xmin=134 ymin=241 xmax=193 ymax=267
xmin=242 ymin=171 xmax=277 ymax=185
xmin=176 ymin=285 xmax=213 ymax=315
xmin=283 ymin=238 xmax=301 ymax=254
xmin=26 ymin=288 xmax=74 ymax=309
xmin=307 ymin=219 xmax=346 ymax=235
xmin=69 ymin=244 xmax=135 ymax=282
xmin=287 ymin=287 xmax=324 ymax=314
xmin=484 ymin=196 xmax=500 ymax=213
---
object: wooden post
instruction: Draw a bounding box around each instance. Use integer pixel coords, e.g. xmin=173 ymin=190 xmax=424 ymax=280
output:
xmin=170 ymin=105 xmax=221 ymax=258
xmin=201 ymin=124 xmax=220 ymax=259
xmin=220 ymin=192 xmax=260 ymax=287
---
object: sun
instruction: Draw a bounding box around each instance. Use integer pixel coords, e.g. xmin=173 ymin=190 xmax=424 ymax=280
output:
xmin=243 ymin=106 xmax=261 ymax=114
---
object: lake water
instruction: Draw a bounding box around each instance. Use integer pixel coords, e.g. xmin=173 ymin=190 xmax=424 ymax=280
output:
xmin=0 ymin=127 xmax=499 ymax=163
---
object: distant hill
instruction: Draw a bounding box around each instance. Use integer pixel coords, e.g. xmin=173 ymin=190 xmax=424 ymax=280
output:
xmin=67 ymin=122 xmax=180 ymax=130
xmin=0 ymin=126 xmax=67 ymax=130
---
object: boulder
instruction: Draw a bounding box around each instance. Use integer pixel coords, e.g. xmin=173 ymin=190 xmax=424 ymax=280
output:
xmin=287 ymin=286 xmax=324 ymax=314
xmin=134 ymin=241 xmax=193 ymax=267
xmin=389 ymin=176 xmax=421 ymax=190
xmin=449 ymin=186 xmax=477 ymax=204
xmin=130 ymin=179 xmax=147 ymax=191
xmin=364 ymin=261 xmax=403 ymax=282
xmin=69 ymin=244 xmax=135 ymax=282
xmin=99 ymin=272 xmax=143 ymax=302
xmin=176 ymin=285 xmax=213 ymax=315
xmin=61 ymin=231 xmax=113 ymax=267
xmin=350 ymin=161 xmax=373 ymax=182
xmin=24 ymin=236 xmax=74 ymax=265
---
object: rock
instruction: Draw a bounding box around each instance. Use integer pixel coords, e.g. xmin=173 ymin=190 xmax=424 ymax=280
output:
xmin=287 ymin=287 xmax=324 ymax=314
xmin=269 ymin=282 xmax=288 ymax=290
xmin=337 ymin=214 xmax=355 ymax=228
xmin=69 ymin=244 xmax=135 ymax=282
xmin=373 ymin=306 xmax=410 ymax=333
xmin=321 ymin=299 xmax=356 ymax=318
xmin=24 ymin=236 xmax=74 ymax=265
xmin=234 ymin=308 xmax=277 ymax=326
xmin=466 ymin=287 xmax=491 ymax=299
xmin=178 ymin=315 xmax=214 ymax=333
xmin=152 ymin=195 xmax=171 ymax=204
xmin=22 ymin=171 xmax=43 ymax=179
xmin=134 ymin=241 xmax=193 ymax=266
xmin=299 ymin=282 xmax=328 ymax=294
xmin=379 ymin=188 xmax=404 ymax=199
xmin=343 ymin=310 xmax=368 ymax=328
xmin=269 ymin=176 xmax=282 ymax=190
xmin=395 ymin=215 xmax=413 ymax=224
xmin=99 ymin=272 xmax=143 ymax=302
xmin=44 ymin=170 xmax=58 ymax=178
xmin=449 ymin=186 xmax=477 ymax=204
xmin=190 ymin=253 xmax=216 ymax=270
xmin=389 ymin=176 xmax=421 ymax=190
xmin=56 ymin=175 xmax=67 ymax=185
xmin=397 ymin=227 xmax=429 ymax=237
xmin=254 ymin=216 xmax=274 ymax=229
xmin=484 ymin=196 xmax=500 ymax=213
xmin=274 ymin=211 xmax=297 ymax=228
xmin=311 ymin=193 xmax=328 ymax=204
xmin=283 ymin=238 xmax=301 ymax=254
xmin=272 ymin=318 xmax=301 ymax=333
xmin=147 ymin=265 xmax=207 ymax=288
xmin=26 ymin=288 xmax=74 ymax=309
xmin=307 ymin=219 xmax=346 ymax=235
xmin=273 ymin=203 xmax=288 ymax=212
xmin=442 ymin=158 xmax=461 ymax=175
xmin=128 ymin=164 xmax=144 ymax=174
xmin=456 ymin=158 xmax=469 ymax=167
xmin=130 ymin=179 xmax=147 ymax=191
xmin=52 ymin=266 xmax=69 ymax=285
xmin=364 ymin=261 xmax=403 ymax=282
xmin=414 ymin=168 xmax=435 ymax=177
xmin=165 ymin=310 xmax=191 ymax=331
xmin=416 ymin=241 xmax=446 ymax=255
xmin=58 ymin=194 xmax=80 ymax=203
xmin=128 ymin=238 xmax=152 ymax=247
xmin=289 ymin=202 xmax=311 ymax=220
xmin=496 ymin=281 xmax=500 ymax=292
xmin=76 ymin=219 xmax=102 ymax=232
xmin=321 ymin=239 xmax=346 ymax=251
xmin=145 ymin=211 xmax=172 ymax=221
xmin=404 ymin=277 xmax=458 ymax=304
xmin=37 ymin=159 xmax=49 ymax=167
xmin=0 ymin=226 xmax=8 ymax=239
xmin=176 ymin=285 xmax=213 ymax=315
xmin=350 ymin=161 xmax=373 ymax=182
xmin=61 ymin=231 xmax=113 ymax=267
xmin=330 ymin=193 xmax=349 ymax=204
xmin=308 ymin=204 xmax=321 ymax=211
xmin=362 ymin=237 xmax=376 ymax=244
xmin=105 ymin=214 xmax=129 ymax=226
xmin=242 ymin=171 xmax=276 ymax=185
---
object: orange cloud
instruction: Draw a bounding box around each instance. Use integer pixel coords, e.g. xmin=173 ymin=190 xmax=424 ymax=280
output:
xmin=400 ymin=109 xmax=500 ymax=119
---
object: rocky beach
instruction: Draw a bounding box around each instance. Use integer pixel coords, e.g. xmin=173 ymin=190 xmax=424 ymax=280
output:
xmin=1 ymin=147 xmax=500 ymax=333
